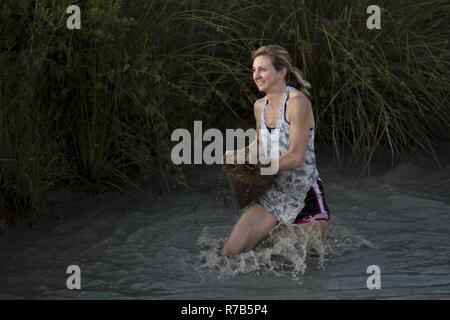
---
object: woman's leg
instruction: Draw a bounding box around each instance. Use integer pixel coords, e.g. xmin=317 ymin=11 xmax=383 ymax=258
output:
xmin=220 ymin=202 xmax=277 ymax=257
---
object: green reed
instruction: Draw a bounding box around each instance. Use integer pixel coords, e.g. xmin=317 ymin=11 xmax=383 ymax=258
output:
xmin=0 ymin=0 xmax=449 ymax=227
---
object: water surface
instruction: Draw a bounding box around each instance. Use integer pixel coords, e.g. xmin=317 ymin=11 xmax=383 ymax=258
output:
xmin=0 ymin=146 xmax=449 ymax=299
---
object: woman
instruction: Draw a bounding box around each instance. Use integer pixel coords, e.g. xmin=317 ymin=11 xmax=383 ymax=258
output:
xmin=220 ymin=45 xmax=330 ymax=257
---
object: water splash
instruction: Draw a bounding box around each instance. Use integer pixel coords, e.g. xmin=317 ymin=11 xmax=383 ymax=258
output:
xmin=197 ymin=222 xmax=326 ymax=279
xmin=325 ymin=224 xmax=376 ymax=257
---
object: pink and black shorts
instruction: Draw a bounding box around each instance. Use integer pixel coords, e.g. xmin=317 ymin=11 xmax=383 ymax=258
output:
xmin=294 ymin=178 xmax=331 ymax=225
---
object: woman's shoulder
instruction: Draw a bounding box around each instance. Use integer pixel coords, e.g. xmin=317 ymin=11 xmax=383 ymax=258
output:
xmin=288 ymin=87 xmax=310 ymax=105
xmin=287 ymin=88 xmax=312 ymax=114
xmin=286 ymin=87 xmax=313 ymax=124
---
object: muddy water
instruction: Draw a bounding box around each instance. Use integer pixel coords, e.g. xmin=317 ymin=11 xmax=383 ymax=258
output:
xmin=0 ymin=146 xmax=449 ymax=299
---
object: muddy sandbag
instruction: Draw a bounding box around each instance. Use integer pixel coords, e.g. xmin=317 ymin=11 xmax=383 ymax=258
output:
xmin=223 ymin=146 xmax=276 ymax=208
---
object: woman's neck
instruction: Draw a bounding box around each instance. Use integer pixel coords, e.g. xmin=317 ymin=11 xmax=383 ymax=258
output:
xmin=265 ymin=82 xmax=287 ymax=107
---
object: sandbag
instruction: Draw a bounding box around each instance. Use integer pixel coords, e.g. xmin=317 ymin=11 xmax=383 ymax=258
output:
xmin=223 ymin=146 xmax=276 ymax=208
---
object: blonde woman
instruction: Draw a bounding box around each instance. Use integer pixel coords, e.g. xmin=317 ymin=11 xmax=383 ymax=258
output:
xmin=221 ymin=45 xmax=330 ymax=257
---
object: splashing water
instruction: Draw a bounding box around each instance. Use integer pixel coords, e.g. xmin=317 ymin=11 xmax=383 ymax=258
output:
xmin=197 ymin=219 xmax=377 ymax=281
xmin=325 ymin=224 xmax=376 ymax=257
xmin=198 ymin=222 xmax=328 ymax=278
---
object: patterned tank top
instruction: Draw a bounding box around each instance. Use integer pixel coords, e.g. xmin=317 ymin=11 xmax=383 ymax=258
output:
xmin=256 ymin=85 xmax=320 ymax=224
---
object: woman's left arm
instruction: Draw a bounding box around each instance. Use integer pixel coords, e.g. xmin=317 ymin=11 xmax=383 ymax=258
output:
xmin=277 ymin=95 xmax=312 ymax=172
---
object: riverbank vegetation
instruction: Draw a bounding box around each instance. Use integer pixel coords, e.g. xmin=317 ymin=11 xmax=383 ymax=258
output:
xmin=1 ymin=0 xmax=449 ymax=227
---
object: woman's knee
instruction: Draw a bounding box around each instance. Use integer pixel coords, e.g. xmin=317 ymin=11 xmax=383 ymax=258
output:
xmin=220 ymin=242 xmax=244 ymax=257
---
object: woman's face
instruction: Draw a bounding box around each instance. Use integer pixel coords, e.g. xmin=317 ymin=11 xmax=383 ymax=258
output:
xmin=252 ymin=54 xmax=285 ymax=93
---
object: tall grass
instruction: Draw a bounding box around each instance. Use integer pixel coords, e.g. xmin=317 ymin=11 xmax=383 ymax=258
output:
xmin=1 ymin=0 xmax=449 ymax=227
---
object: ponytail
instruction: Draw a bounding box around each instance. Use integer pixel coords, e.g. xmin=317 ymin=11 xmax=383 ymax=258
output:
xmin=288 ymin=67 xmax=312 ymax=97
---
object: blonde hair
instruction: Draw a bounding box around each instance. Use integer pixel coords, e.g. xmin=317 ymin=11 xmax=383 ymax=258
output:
xmin=252 ymin=45 xmax=311 ymax=97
